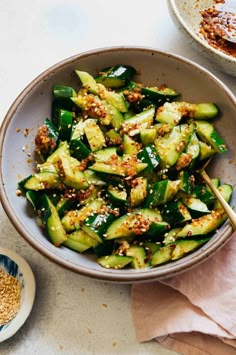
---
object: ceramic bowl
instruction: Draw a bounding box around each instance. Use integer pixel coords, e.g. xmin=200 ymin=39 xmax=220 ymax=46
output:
xmin=168 ymin=0 xmax=236 ymax=76
xmin=0 ymin=248 xmax=36 ymax=342
xmin=0 ymin=46 xmax=236 ymax=283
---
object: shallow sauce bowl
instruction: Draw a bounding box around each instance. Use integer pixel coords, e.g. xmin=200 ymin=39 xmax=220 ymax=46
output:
xmin=0 ymin=248 xmax=35 ymax=342
xmin=0 ymin=46 xmax=236 ymax=283
xmin=168 ymin=0 xmax=236 ymax=76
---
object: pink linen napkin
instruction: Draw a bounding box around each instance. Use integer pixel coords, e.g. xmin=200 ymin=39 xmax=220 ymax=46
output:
xmin=131 ymin=231 xmax=236 ymax=355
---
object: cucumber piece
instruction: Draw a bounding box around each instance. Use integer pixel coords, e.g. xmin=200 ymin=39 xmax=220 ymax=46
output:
xmin=154 ymin=122 xmax=173 ymax=136
xmin=140 ymin=128 xmax=157 ymax=146
xmin=122 ymin=106 xmax=155 ymax=135
xmin=143 ymin=242 xmax=160 ymax=254
xmin=57 ymin=109 xmax=73 ymax=141
xmin=37 ymin=161 xmax=58 ymax=174
xmin=39 ymin=194 xmax=67 ymax=246
xmin=89 ymin=159 xmax=147 ymax=177
xmin=82 ymin=212 xmax=115 ymax=242
xmin=123 ymin=134 xmax=141 ymax=156
xmin=196 ymin=121 xmax=227 ymax=153
xmin=144 ymin=179 xmax=180 ymax=207
xmin=211 ymin=178 xmax=221 ymax=188
xmin=70 ymin=122 xmax=91 ymax=160
xmin=53 ymin=85 xmax=76 ymax=99
xmin=151 ymin=238 xmax=210 ymax=265
xmin=146 ymin=221 xmax=170 ymax=239
xmin=193 ymin=183 xmax=216 ymax=205
xmin=155 ymin=123 xmax=195 ymax=168
xmin=126 ymin=246 xmax=148 ymax=269
xmin=51 ymin=97 xmax=78 ymax=127
xmin=84 ymin=170 xmax=106 ymax=186
xmin=109 ymin=104 xmax=124 ymax=129
xmin=156 ymin=101 xmax=189 ymax=125
xmin=89 ymin=161 xmax=125 ymax=176
xmin=130 ymin=177 xmax=147 ymax=207
xmin=198 ymin=140 xmax=216 ymax=160
xmin=163 ymin=227 xmax=182 ymax=244
xmin=105 ymin=208 xmax=162 ymax=240
xmin=171 ymin=238 xmax=210 ymax=260
xmin=175 ymin=153 xmax=193 ymax=171
xmin=44 ymin=118 xmax=60 ymax=153
xmin=97 ymin=255 xmax=133 ymax=269
xmin=105 ymin=90 xmax=128 ymax=113
xmin=95 ymin=65 xmax=136 ymax=89
xmin=93 ymin=240 xmax=115 ymax=257
xmin=193 ymin=103 xmax=218 ymax=120
xmin=20 ymin=172 xmax=62 ymax=191
xmin=162 ymin=200 xmax=192 ymax=226
xmin=123 ymin=108 xmax=135 ymax=120
xmin=26 ymin=190 xmax=43 ymax=211
xmin=182 ymin=197 xmax=211 ymax=218
xmin=141 ymin=86 xmax=179 ymax=105
xmin=94 ymin=147 xmax=118 ymax=162
xmin=58 ymin=155 xmax=88 ymax=190
xmin=108 ymin=185 xmax=127 ymax=206
xmin=84 ymin=121 xmax=106 ymax=152
xmin=75 ymin=70 xmax=99 ymax=95
xmin=178 ymin=170 xmax=194 ymax=194
xmin=137 ymin=144 xmax=160 ymax=174
xmin=176 ymin=209 xmax=227 ymax=238
xmin=70 ymin=138 xmax=91 ymax=161
xmin=56 ymin=196 xmax=78 ymax=218
xmin=156 ymin=102 xmax=218 ymax=125
xmin=213 ymin=184 xmax=233 ymax=210
xmin=46 ymin=141 xmax=70 ymax=164
xmin=151 ymin=244 xmax=174 ymax=266
xmin=63 ymin=229 xmax=100 ymax=253
xmin=105 ymin=129 xmax=122 ymax=146
xmin=185 ymin=132 xmax=200 ymax=168
xmin=61 ymin=199 xmax=104 ymax=232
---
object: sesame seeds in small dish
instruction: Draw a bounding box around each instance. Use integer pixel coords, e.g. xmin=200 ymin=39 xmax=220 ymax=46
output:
xmin=0 ymin=248 xmax=36 ymax=342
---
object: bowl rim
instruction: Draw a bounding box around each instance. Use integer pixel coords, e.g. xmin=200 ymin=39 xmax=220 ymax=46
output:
xmin=168 ymin=0 xmax=236 ymax=64
xmin=0 ymin=45 xmax=235 ymax=283
xmin=0 ymin=247 xmax=36 ymax=342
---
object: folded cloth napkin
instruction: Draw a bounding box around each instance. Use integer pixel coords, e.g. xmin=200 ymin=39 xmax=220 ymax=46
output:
xmin=131 ymin=231 xmax=236 ymax=355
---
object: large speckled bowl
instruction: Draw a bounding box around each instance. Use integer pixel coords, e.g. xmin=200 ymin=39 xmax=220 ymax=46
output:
xmin=168 ymin=0 xmax=236 ymax=76
xmin=0 ymin=47 xmax=235 ymax=283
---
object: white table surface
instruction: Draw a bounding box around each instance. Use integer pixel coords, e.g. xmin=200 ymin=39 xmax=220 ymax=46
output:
xmin=0 ymin=1 xmax=235 ymax=354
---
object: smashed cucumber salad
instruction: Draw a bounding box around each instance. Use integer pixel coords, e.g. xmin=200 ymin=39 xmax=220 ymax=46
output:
xmin=18 ymin=65 xmax=233 ymax=270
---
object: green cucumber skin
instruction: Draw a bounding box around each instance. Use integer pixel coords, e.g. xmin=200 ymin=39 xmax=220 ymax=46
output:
xmin=95 ymin=65 xmax=136 ymax=88
xmin=151 ymin=238 xmax=210 ymax=266
xmin=58 ymin=109 xmax=73 ymax=141
xmin=82 ymin=213 xmax=115 ymax=240
xmin=53 ymin=85 xmax=76 ymax=99
xmin=45 ymin=118 xmax=59 ymax=146
xmin=193 ymin=103 xmax=218 ymax=120
xmin=51 ymin=97 xmax=79 ymax=127
xmin=138 ymin=144 xmax=160 ymax=174
xmin=162 ymin=201 xmax=191 ymax=226
xmin=196 ymin=121 xmax=227 ymax=153
xmin=97 ymin=255 xmax=133 ymax=269
xmin=70 ymin=138 xmax=91 ymax=161
xmin=38 ymin=194 xmax=67 ymax=246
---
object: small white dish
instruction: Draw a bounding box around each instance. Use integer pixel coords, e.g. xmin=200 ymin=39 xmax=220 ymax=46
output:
xmin=0 ymin=247 xmax=36 ymax=342
xmin=168 ymin=0 xmax=236 ymax=76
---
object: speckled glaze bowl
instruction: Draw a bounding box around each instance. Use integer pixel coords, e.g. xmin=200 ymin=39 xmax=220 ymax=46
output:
xmin=168 ymin=0 xmax=236 ymax=76
xmin=0 ymin=248 xmax=35 ymax=342
xmin=0 ymin=46 xmax=236 ymax=283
